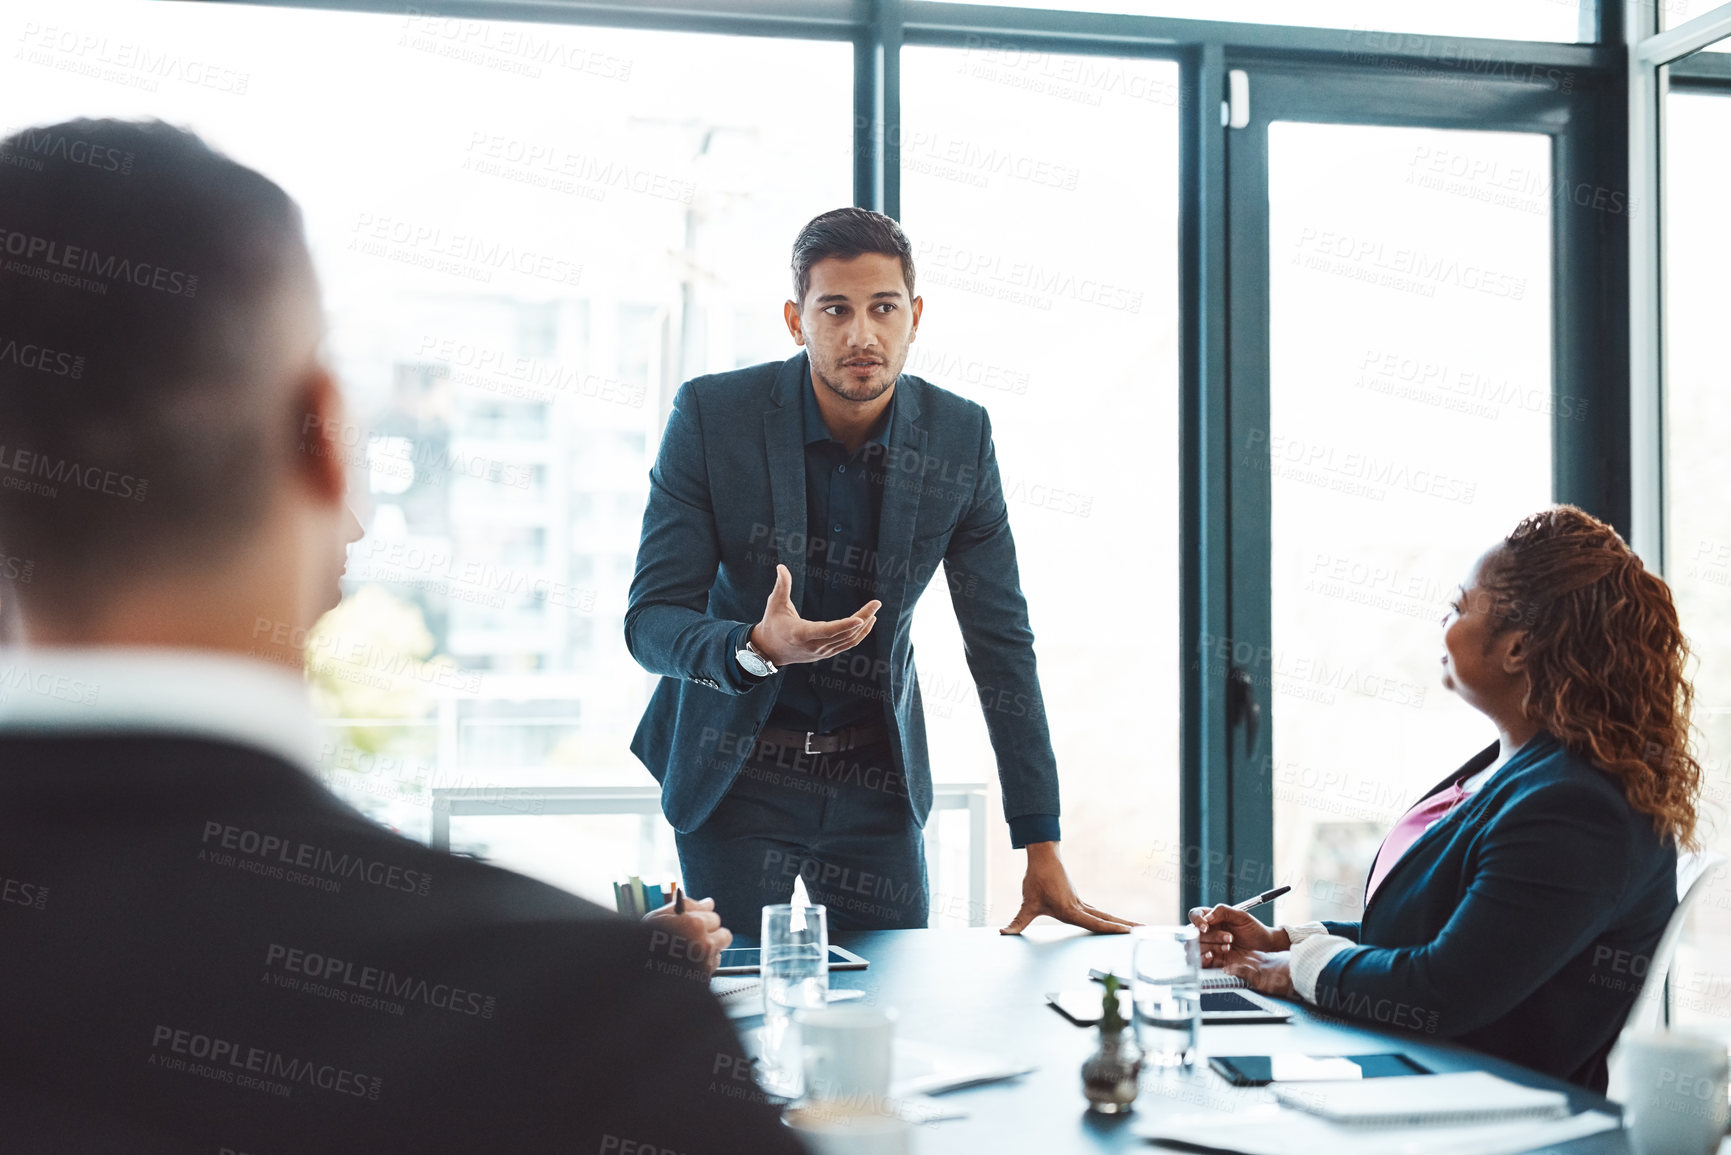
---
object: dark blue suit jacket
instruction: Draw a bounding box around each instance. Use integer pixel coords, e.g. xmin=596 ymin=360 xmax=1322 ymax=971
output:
xmin=0 ymin=734 xmax=798 ymax=1153
xmin=625 ymin=352 xmax=1060 ymax=834
xmin=1314 ymin=732 xmax=1676 ymax=1091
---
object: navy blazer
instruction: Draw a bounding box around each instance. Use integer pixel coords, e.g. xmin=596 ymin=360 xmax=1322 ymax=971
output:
xmin=1314 ymin=732 xmax=1676 ymax=1091
xmin=625 ymin=352 xmax=1061 ymax=834
xmin=0 ymin=734 xmax=799 ymax=1153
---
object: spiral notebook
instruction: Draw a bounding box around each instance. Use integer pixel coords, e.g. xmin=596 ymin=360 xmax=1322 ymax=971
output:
xmin=1273 ymin=1071 xmax=1569 ymax=1126
xmin=1090 ymin=968 xmax=1249 ymax=990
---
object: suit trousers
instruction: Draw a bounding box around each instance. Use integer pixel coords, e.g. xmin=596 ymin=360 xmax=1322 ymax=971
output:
xmin=675 ymin=738 xmax=929 ymax=935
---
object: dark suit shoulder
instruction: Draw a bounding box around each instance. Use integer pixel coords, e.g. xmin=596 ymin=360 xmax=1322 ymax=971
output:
xmin=679 ymin=358 xmax=785 ymax=411
xmin=0 ymin=732 xmax=796 ymax=1153
xmin=901 ymin=371 xmax=988 ymax=422
xmin=1496 ymin=736 xmax=1653 ymax=815
xmin=1487 ymin=737 xmax=1675 ymax=876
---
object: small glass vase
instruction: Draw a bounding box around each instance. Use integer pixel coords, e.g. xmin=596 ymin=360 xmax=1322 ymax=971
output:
xmin=1082 ymin=1027 xmax=1143 ymax=1114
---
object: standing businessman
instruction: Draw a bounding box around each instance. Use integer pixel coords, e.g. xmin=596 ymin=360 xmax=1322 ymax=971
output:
xmin=627 ymin=208 xmax=1131 ymax=935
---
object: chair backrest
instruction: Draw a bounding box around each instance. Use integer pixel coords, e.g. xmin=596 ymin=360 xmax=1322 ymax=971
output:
xmin=1622 ymin=849 xmax=1725 ymax=1034
xmin=1606 ymin=850 xmax=1723 ymax=1103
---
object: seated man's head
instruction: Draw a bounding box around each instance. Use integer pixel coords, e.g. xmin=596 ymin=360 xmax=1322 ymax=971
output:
xmin=0 ymin=119 xmax=351 ymax=656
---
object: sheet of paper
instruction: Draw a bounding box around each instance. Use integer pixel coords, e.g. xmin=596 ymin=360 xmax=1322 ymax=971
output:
xmin=1133 ymin=1107 xmax=1619 ymax=1155
xmin=1270 ymin=1056 xmax=1365 ymax=1081
xmin=890 ymin=1038 xmax=1036 ymax=1098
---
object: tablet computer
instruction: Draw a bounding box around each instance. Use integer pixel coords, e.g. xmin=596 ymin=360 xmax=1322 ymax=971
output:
xmin=1046 ymin=987 xmax=1295 ymax=1026
xmin=1209 ymin=1053 xmax=1432 ymax=1087
xmin=713 ymin=944 xmax=869 ymax=975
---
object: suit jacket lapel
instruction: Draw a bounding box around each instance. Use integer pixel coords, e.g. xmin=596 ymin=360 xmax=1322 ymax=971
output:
xmin=875 ymin=375 xmax=926 ymax=612
xmin=765 ymin=352 xmax=810 ymax=604
xmin=1363 ymin=740 xmax=1501 ymax=911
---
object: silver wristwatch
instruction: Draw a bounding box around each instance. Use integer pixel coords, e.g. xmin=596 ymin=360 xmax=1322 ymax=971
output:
xmin=734 ymin=634 xmax=777 ymax=678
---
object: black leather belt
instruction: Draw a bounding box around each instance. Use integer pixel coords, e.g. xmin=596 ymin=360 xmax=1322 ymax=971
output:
xmin=752 ymin=723 xmax=889 ymax=757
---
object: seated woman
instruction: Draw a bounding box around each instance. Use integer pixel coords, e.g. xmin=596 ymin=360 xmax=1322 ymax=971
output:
xmin=1194 ymin=506 xmax=1700 ymax=1092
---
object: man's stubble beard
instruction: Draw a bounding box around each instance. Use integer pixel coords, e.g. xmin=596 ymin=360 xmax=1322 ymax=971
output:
xmin=812 ymin=346 xmax=908 ymax=404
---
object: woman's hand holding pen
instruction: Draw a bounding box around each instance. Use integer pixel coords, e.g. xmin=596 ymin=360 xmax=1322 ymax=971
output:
xmin=644 ymin=885 xmax=732 ymax=977
xmin=1186 ymin=904 xmax=1291 ymax=967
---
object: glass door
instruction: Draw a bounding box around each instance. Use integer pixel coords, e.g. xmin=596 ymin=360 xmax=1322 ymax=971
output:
xmin=1215 ymin=63 xmax=1604 ymax=918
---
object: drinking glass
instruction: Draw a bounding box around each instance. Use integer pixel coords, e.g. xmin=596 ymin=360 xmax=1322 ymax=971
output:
xmin=1131 ymin=924 xmax=1202 ymax=1070
xmin=760 ymin=902 xmax=829 ymax=1098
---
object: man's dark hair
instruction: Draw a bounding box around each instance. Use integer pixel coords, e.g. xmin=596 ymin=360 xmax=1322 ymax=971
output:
xmin=791 ymin=207 xmax=915 ymax=307
xmin=0 ymin=119 xmax=311 ymax=616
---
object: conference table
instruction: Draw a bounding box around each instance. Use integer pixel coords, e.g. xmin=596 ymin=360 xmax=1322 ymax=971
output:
xmin=804 ymin=925 xmax=1629 ymax=1153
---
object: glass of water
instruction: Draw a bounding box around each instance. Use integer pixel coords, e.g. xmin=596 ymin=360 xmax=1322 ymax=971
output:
xmin=759 ymin=902 xmax=829 ymax=1098
xmin=1131 ymin=924 xmax=1202 ymax=1071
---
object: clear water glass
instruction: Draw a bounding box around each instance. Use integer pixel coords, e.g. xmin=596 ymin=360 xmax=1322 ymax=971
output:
xmin=1132 ymin=924 xmax=1202 ymax=1070
xmin=759 ymin=902 xmax=829 ymax=1098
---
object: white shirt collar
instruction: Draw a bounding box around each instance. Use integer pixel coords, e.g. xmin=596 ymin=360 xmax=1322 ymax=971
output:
xmin=0 ymin=647 xmax=320 ymax=775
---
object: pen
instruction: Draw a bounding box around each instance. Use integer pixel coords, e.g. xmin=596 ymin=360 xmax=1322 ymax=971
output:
xmin=1231 ymin=885 xmax=1291 ymax=911
xmin=671 ymin=881 xmax=685 ymax=914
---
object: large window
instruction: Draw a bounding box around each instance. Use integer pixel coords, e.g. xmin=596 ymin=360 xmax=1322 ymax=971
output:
xmin=0 ymin=0 xmax=1628 ymax=928
xmin=900 ymin=46 xmax=1182 ymax=924
xmin=955 ymin=0 xmax=1583 ymax=42
xmin=1 ymin=0 xmax=851 ymax=906
xmin=1661 ymin=85 xmax=1731 ymax=1030
xmin=1266 ymin=124 xmax=1553 ymax=923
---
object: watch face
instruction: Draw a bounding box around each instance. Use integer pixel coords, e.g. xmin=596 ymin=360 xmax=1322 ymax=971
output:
xmin=736 ymin=650 xmax=771 ymax=677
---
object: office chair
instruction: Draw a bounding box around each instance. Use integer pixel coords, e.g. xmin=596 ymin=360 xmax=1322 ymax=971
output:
xmin=1606 ymin=849 xmax=1725 ymax=1102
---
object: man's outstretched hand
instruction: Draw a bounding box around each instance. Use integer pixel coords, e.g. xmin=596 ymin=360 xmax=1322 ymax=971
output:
xmin=1001 ymin=842 xmax=1138 ymax=935
xmin=751 ymin=563 xmax=880 ymax=667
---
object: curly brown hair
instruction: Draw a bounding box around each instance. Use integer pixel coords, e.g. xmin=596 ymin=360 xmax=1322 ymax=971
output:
xmin=1479 ymin=506 xmax=1701 ymax=848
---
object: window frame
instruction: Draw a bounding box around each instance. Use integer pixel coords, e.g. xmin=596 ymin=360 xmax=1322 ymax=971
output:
xmin=198 ymin=0 xmax=1634 ymax=917
xmin=1628 ymin=0 xmax=1731 ymax=572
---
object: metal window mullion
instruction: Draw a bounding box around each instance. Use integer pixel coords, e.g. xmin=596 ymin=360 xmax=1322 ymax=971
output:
xmin=854 ymin=0 xmax=902 ymax=217
xmin=1628 ymin=0 xmax=1665 ymax=566
xmin=1180 ymin=43 xmax=1234 ymax=916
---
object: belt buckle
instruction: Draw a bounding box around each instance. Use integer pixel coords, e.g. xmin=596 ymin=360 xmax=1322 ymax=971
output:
xmin=804 ymin=731 xmax=820 ymax=755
